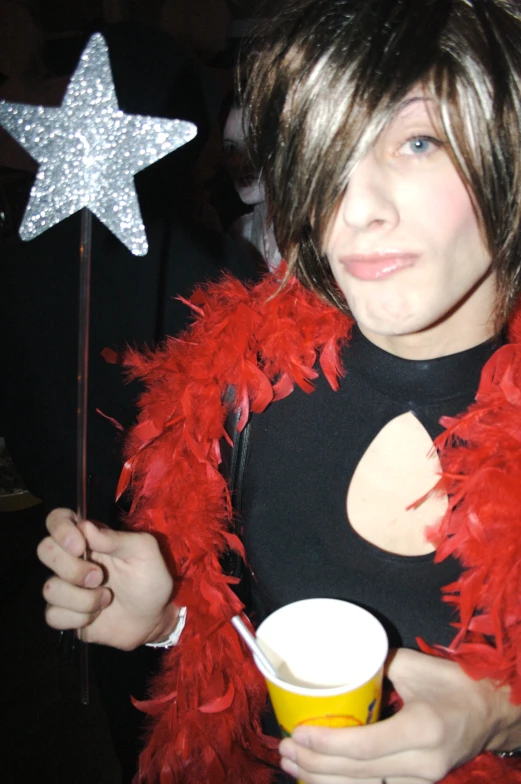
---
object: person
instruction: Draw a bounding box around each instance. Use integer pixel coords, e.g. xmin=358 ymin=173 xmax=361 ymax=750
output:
xmin=37 ymin=0 xmax=521 ymax=782
xmin=223 ymin=98 xmax=281 ymax=271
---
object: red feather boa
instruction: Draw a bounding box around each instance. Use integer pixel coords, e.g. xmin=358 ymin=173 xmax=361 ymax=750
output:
xmin=122 ymin=273 xmax=521 ymax=783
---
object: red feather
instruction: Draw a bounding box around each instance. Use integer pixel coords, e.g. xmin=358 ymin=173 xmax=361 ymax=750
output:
xmin=120 ymin=273 xmax=521 ymax=782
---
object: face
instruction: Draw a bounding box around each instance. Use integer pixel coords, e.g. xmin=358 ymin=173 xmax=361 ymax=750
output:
xmin=223 ymin=107 xmax=265 ymax=206
xmin=324 ymin=92 xmax=496 ymax=358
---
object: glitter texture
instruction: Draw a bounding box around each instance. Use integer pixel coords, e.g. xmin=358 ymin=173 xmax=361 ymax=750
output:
xmin=0 ymin=33 xmax=197 ymax=255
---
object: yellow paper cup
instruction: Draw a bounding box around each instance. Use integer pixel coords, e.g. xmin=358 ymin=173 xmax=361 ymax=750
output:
xmin=254 ymin=599 xmax=388 ymax=744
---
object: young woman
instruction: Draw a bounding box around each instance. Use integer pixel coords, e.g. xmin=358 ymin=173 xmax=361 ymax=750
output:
xmin=38 ymin=1 xmax=521 ymax=782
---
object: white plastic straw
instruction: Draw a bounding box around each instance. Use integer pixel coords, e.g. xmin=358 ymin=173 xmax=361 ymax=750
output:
xmin=231 ymin=615 xmax=278 ymax=678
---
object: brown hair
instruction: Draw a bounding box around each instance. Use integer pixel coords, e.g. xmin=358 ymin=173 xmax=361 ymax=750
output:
xmin=244 ymin=0 xmax=521 ymax=324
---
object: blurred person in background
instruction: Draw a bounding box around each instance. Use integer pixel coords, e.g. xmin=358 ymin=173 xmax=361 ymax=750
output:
xmin=224 ymin=97 xmax=281 ymax=271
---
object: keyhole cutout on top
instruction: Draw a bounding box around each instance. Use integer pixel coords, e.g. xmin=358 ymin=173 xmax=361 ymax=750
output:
xmin=346 ymin=412 xmax=448 ymax=556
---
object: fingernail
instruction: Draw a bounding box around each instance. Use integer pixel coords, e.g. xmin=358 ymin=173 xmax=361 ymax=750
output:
xmin=84 ymin=569 xmax=101 ymax=588
xmin=63 ymin=534 xmax=79 ymax=553
xmin=279 ymin=741 xmax=296 ymax=762
xmin=100 ymin=589 xmax=112 ymax=608
xmin=292 ymin=728 xmax=310 ymax=747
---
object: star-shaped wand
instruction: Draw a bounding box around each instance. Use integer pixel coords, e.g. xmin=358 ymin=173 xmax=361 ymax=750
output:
xmin=0 ymin=32 xmax=197 ymax=704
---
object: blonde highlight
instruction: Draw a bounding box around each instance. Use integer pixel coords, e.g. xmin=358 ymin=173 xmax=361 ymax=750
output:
xmin=243 ymin=0 xmax=521 ymax=326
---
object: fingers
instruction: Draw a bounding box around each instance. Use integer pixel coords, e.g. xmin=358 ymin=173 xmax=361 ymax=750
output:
xmin=45 ymin=508 xmax=86 ymax=557
xmin=281 ymin=754 xmax=429 ymax=784
xmin=38 ymin=509 xmax=109 ymax=590
xmin=41 ymin=508 xmax=162 ymax=568
xmin=281 ymin=765 xmax=387 ymax=784
xmin=280 ymin=734 xmax=433 ymax=783
xmin=38 ymin=508 xmax=171 ymax=643
xmin=43 ymin=577 xmax=112 ymax=630
xmin=38 ymin=511 xmax=146 ymax=585
xmin=288 ymin=715 xmax=414 ymax=762
xmin=287 ymin=703 xmax=447 ymax=760
xmin=280 ymin=729 xmax=391 ymax=779
xmin=77 ymin=520 xmax=161 ymax=563
xmin=37 ymin=531 xmax=103 ymax=588
xmin=279 ymin=696 xmax=453 ymax=783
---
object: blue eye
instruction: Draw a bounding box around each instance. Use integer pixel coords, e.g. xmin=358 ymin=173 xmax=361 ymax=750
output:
xmin=402 ymin=136 xmax=440 ymax=156
xmin=409 ymin=139 xmax=431 ymax=152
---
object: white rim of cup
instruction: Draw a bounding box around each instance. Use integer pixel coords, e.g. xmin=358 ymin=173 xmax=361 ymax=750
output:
xmin=253 ymin=599 xmax=389 ymax=697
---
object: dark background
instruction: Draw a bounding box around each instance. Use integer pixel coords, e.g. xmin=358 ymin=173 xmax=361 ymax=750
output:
xmin=0 ymin=2 xmax=273 ymax=781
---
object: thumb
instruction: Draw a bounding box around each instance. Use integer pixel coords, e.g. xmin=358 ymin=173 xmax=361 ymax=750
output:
xmin=79 ymin=520 xmax=140 ymax=559
xmin=386 ymin=647 xmax=423 ymax=682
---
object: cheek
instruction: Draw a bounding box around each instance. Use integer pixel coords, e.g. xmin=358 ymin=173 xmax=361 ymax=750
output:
xmin=417 ymin=176 xmax=481 ymax=254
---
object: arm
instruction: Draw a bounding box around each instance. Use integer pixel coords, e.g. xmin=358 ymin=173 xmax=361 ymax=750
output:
xmin=37 ymin=508 xmax=180 ymax=651
xmin=279 ymin=648 xmax=521 ymax=784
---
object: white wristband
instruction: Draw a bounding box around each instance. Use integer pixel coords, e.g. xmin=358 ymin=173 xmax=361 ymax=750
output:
xmin=145 ymin=606 xmax=187 ymax=649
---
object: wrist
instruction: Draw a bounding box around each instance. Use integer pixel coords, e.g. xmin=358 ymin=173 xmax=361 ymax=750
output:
xmin=484 ymin=682 xmax=521 ymax=753
xmin=145 ymin=603 xmax=184 ymax=647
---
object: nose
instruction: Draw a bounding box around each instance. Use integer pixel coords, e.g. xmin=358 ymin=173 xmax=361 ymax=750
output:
xmin=340 ymin=153 xmax=399 ymax=231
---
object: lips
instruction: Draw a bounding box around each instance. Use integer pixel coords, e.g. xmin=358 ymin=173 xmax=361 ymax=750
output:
xmin=238 ymin=175 xmax=256 ymax=188
xmin=339 ymin=252 xmax=419 ymax=281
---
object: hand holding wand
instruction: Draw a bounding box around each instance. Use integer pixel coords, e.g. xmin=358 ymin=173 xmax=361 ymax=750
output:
xmin=0 ymin=32 xmax=196 ymax=703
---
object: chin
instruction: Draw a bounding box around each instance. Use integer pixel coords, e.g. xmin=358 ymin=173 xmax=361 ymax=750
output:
xmin=351 ymin=305 xmax=441 ymax=342
xmin=349 ymin=302 xmax=410 ymax=332
xmin=347 ymin=286 xmax=439 ymax=330
xmin=236 ymin=185 xmax=264 ymax=206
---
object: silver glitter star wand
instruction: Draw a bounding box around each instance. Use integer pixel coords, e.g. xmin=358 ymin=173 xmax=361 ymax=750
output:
xmin=0 ymin=32 xmax=197 ymax=704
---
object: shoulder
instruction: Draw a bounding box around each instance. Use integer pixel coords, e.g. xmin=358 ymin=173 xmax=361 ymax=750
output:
xmin=126 ymin=272 xmax=345 ymax=371
xmin=123 ymin=272 xmax=351 ymax=441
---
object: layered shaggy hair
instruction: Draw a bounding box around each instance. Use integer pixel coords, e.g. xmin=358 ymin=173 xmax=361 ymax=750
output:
xmin=244 ymin=0 xmax=521 ymax=326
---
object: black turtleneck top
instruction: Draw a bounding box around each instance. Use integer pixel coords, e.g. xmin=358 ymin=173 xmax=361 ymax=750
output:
xmin=241 ymin=326 xmax=501 ymax=650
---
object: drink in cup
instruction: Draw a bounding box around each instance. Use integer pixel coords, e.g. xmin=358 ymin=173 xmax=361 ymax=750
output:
xmin=254 ymin=598 xmax=388 ymax=751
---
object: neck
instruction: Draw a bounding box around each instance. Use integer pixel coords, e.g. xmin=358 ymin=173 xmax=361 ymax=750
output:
xmin=359 ymin=320 xmax=496 ymax=360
